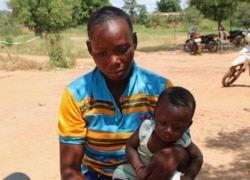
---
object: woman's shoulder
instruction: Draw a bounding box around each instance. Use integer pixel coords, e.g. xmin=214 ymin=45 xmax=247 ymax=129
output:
xmin=138 ymin=66 xmax=168 ymax=79
xmin=135 ymin=66 xmax=173 ymax=89
xmin=68 ymin=70 xmax=93 ymax=88
xmin=137 ymin=66 xmax=165 ymax=78
xmin=66 ymin=69 xmax=96 ymax=100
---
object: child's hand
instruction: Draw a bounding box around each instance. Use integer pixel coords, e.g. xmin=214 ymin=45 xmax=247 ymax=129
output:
xmin=181 ymin=174 xmax=192 ymax=180
xmin=135 ymin=166 xmax=146 ymax=180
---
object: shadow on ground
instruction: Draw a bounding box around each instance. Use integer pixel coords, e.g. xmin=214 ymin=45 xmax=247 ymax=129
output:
xmin=137 ymin=43 xmax=242 ymax=54
xmin=137 ymin=43 xmax=184 ymax=53
xmin=198 ymin=128 xmax=250 ymax=179
xmin=229 ymin=84 xmax=250 ymax=88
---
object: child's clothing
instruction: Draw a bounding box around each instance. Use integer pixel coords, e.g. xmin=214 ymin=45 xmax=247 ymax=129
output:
xmin=112 ymin=119 xmax=191 ymax=180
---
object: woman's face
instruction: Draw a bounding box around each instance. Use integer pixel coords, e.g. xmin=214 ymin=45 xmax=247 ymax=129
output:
xmin=154 ymin=97 xmax=192 ymax=144
xmin=87 ymin=18 xmax=137 ymax=81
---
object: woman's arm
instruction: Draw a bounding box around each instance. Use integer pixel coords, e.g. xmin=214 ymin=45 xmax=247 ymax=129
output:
xmin=60 ymin=142 xmax=85 ymax=180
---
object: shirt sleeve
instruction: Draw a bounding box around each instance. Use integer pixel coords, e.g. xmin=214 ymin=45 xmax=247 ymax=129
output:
xmin=57 ymin=88 xmax=87 ymax=144
xmin=175 ymin=133 xmax=192 ymax=148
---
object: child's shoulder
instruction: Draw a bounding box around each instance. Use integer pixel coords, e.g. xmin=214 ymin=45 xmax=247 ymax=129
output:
xmin=139 ymin=119 xmax=154 ymax=142
xmin=139 ymin=119 xmax=154 ymax=134
xmin=141 ymin=119 xmax=154 ymax=128
xmin=175 ymin=133 xmax=192 ymax=148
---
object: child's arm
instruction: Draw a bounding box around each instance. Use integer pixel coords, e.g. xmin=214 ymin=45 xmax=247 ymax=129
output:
xmin=126 ymin=127 xmax=146 ymax=178
xmin=181 ymin=141 xmax=203 ymax=180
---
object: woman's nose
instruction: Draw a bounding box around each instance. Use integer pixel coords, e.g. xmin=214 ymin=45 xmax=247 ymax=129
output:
xmin=109 ymin=55 xmax=120 ymax=64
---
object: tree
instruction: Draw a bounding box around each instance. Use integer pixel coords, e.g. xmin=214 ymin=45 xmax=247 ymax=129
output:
xmin=123 ymin=0 xmax=138 ymax=24
xmin=77 ymin=0 xmax=110 ymax=25
xmin=122 ymin=0 xmax=149 ymax=25
xmin=157 ymin=0 xmax=181 ymax=12
xmin=189 ymin=0 xmax=248 ymax=29
xmin=136 ymin=4 xmax=148 ymax=25
xmin=233 ymin=2 xmax=250 ymax=28
xmin=8 ymin=0 xmax=76 ymax=68
xmin=8 ymin=0 xmax=72 ymax=36
xmin=181 ymin=6 xmax=203 ymax=27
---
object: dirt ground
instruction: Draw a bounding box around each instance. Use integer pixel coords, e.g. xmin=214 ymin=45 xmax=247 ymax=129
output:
xmin=0 ymin=49 xmax=250 ymax=180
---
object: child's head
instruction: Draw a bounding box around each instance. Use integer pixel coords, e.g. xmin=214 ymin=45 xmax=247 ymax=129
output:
xmin=86 ymin=6 xmax=137 ymax=81
xmin=154 ymin=86 xmax=196 ymax=143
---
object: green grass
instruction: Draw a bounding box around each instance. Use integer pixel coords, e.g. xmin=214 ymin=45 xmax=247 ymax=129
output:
xmin=0 ymin=21 xmax=236 ymax=57
xmin=0 ymin=21 xmax=244 ymax=70
xmin=0 ymin=25 xmax=188 ymax=59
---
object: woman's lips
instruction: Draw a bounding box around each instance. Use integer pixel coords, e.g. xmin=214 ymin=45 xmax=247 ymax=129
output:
xmin=108 ymin=69 xmax=124 ymax=79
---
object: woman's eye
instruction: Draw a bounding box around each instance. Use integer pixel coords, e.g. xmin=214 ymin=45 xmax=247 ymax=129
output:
xmin=94 ymin=52 xmax=107 ymax=57
xmin=117 ymin=47 xmax=128 ymax=55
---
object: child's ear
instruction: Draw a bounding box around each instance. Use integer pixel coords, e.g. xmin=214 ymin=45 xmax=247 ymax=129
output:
xmin=133 ymin=32 xmax=137 ymax=50
xmin=86 ymin=41 xmax=92 ymax=55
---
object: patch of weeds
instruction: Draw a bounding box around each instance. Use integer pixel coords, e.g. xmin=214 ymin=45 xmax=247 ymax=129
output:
xmin=247 ymin=163 xmax=250 ymax=175
xmin=0 ymin=55 xmax=50 ymax=71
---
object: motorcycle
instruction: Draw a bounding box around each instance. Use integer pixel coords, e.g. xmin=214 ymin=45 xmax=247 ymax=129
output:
xmin=221 ymin=44 xmax=250 ymax=87
xmin=220 ymin=29 xmax=248 ymax=47
xmin=184 ymin=33 xmax=219 ymax=53
xmin=183 ymin=28 xmax=202 ymax=55
xmin=228 ymin=29 xmax=248 ymax=47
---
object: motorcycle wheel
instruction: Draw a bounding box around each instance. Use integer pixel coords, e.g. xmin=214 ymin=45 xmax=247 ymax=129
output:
xmin=222 ymin=64 xmax=243 ymax=87
xmin=184 ymin=42 xmax=191 ymax=52
xmin=233 ymin=35 xmax=244 ymax=47
xmin=207 ymin=40 xmax=218 ymax=52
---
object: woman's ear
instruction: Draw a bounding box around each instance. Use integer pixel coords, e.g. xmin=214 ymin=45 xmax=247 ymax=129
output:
xmin=86 ymin=41 xmax=92 ymax=55
xmin=133 ymin=32 xmax=137 ymax=50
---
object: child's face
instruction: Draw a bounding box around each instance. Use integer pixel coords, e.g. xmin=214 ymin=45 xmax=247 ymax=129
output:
xmin=154 ymin=97 xmax=192 ymax=144
xmin=87 ymin=19 xmax=137 ymax=81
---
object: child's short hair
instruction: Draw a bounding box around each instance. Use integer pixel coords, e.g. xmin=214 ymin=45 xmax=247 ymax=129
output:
xmin=157 ymin=86 xmax=196 ymax=118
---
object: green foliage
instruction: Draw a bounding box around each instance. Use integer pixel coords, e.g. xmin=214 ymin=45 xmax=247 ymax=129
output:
xmin=190 ymin=0 xmax=238 ymax=27
xmin=0 ymin=10 xmax=11 ymax=24
xmin=47 ymin=33 xmax=76 ymax=68
xmin=0 ymin=24 xmax=22 ymax=36
xmin=64 ymin=0 xmax=81 ymax=27
xmin=49 ymin=47 xmax=67 ymax=68
xmin=232 ymin=2 xmax=250 ymax=28
xmin=8 ymin=0 xmax=72 ymax=36
xmin=0 ymin=10 xmax=22 ymax=36
xmin=77 ymin=0 xmax=110 ymax=24
xmin=123 ymin=0 xmax=139 ymax=24
xmin=5 ymin=36 xmax=13 ymax=46
xmin=157 ymin=0 xmax=181 ymax=12
xmin=135 ymin=5 xmax=149 ymax=25
xmin=181 ymin=6 xmax=204 ymax=26
xmin=144 ymin=13 xmax=182 ymax=28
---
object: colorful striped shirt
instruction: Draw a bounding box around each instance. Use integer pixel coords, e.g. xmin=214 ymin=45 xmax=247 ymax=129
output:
xmin=57 ymin=62 xmax=173 ymax=177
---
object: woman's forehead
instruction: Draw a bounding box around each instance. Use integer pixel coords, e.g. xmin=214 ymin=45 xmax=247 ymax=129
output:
xmin=90 ymin=19 xmax=131 ymax=38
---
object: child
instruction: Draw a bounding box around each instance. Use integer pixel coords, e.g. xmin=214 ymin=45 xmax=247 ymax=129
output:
xmin=113 ymin=86 xmax=203 ymax=180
